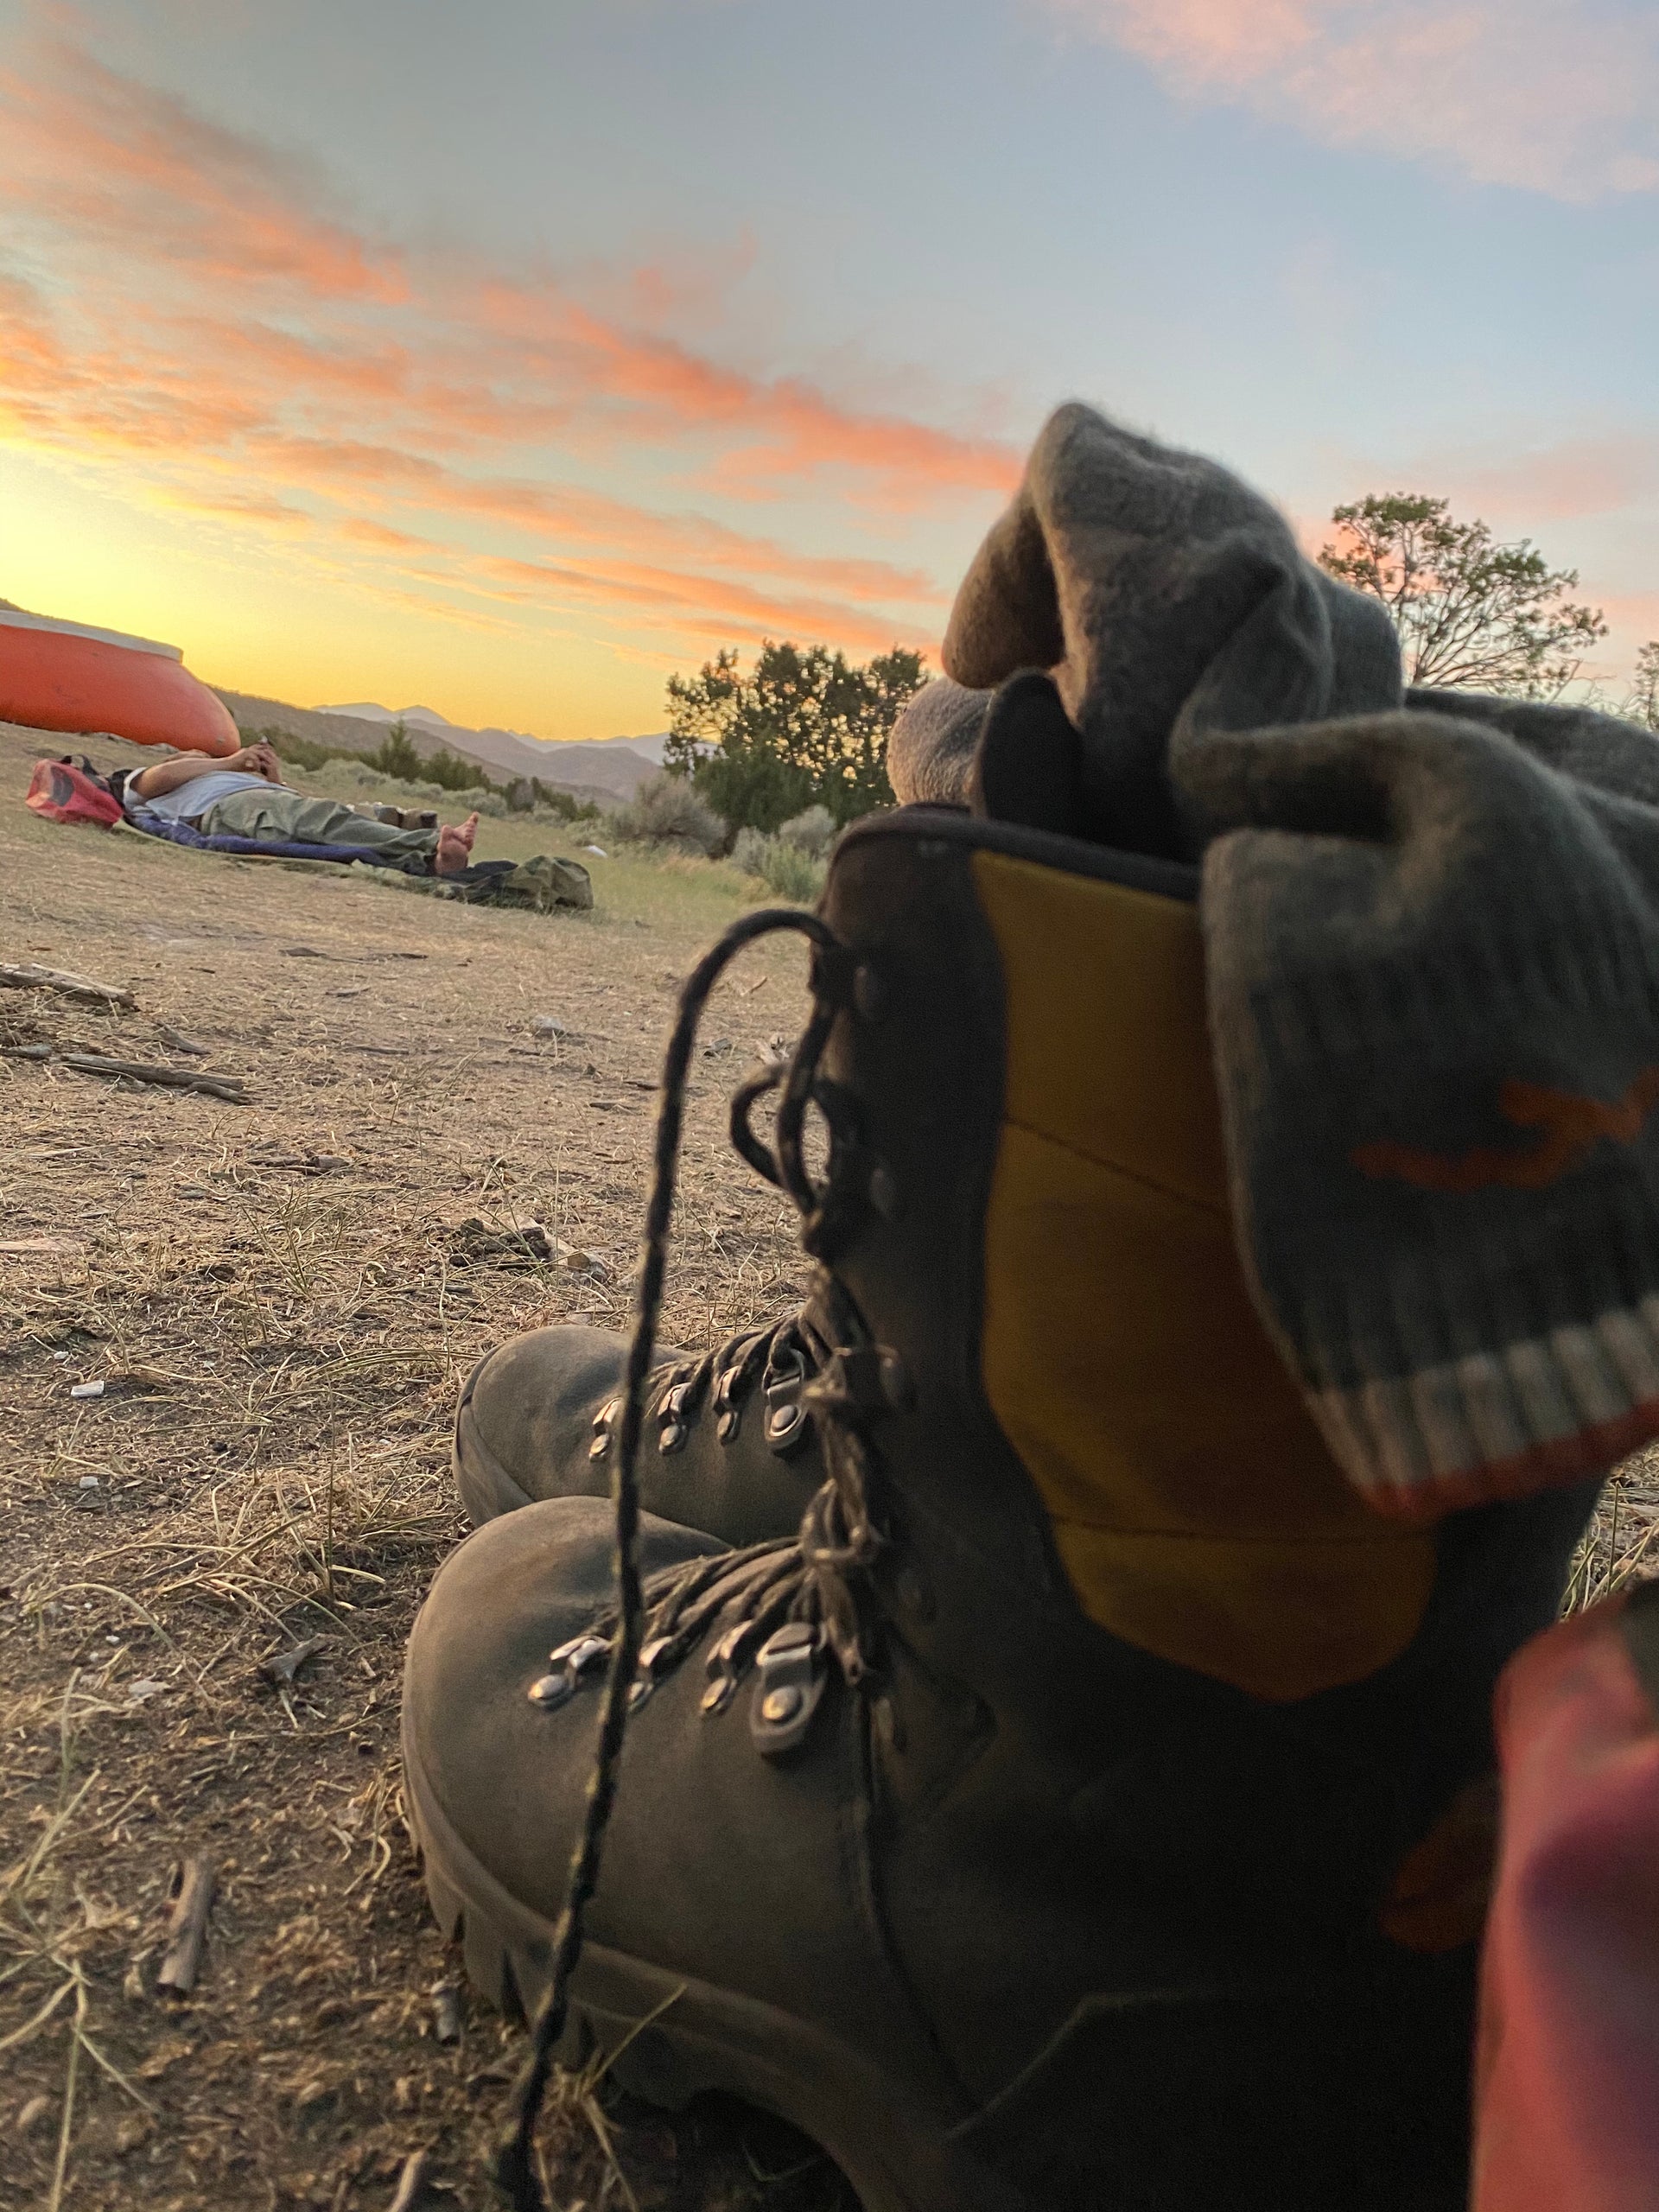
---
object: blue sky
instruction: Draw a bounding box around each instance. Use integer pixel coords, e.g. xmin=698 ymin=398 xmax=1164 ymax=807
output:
xmin=1 ymin=0 xmax=1654 ymax=737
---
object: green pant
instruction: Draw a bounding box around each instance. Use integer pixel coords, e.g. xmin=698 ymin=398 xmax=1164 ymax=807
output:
xmin=195 ymin=788 xmax=439 ymax=872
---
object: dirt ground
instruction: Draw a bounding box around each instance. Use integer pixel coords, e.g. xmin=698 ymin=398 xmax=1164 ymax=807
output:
xmin=0 ymin=721 xmax=845 ymax=2212
xmin=3 ymin=722 xmax=1656 ymax=2212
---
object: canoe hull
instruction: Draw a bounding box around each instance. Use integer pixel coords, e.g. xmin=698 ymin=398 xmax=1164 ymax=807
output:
xmin=0 ymin=619 xmax=238 ymax=755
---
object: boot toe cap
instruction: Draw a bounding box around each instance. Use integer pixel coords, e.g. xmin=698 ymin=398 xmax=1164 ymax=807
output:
xmin=404 ymin=1497 xmax=724 ymax=1919
xmin=454 ymin=1325 xmax=640 ymax=1522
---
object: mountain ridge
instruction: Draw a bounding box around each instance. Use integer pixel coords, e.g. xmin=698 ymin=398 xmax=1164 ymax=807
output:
xmin=213 ymin=688 xmax=668 ymax=798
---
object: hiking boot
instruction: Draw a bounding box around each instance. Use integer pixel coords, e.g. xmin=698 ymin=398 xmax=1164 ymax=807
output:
xmin=404 ymin=806 xmax=1600 ymax=2211
xmin=453 ymin=1316 xmax=827 ymax=1544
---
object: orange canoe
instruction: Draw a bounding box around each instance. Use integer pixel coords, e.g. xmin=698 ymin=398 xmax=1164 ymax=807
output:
xmin=0 ymin=606 xmax=238 ymax=755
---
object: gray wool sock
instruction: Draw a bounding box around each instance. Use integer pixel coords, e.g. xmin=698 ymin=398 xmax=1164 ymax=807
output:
xmin=944 ymin=403 xmax=1402 ymax=858
xmin=887 ymin=679 xmax=991 ymax=807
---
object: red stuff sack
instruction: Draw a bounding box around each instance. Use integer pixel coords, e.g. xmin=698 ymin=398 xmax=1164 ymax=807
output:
xmin=26 ymin=756 xmax=123 ymax=828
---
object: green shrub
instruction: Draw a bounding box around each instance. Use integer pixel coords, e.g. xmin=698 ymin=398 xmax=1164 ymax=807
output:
xmin=730 ymin=825 xmax=770 ymax=876
xmin=612 ymin=770 xmax=726 ymax=856
xmin=423 ymin=744 xmax=492 ymax=792
xmin=529 ymin=779 xmax=602 ymax=823
xmin=757 ymin=837 xmax=825 ymax=905
xmin=730 ymin=826 xmax=825 ymax=905
xmin=776 ymin=804 xmax=836 ymax=857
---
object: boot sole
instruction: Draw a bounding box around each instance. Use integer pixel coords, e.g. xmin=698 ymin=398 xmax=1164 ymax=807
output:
xmin=402 ymin=1701 xmax=1025 ymax=2212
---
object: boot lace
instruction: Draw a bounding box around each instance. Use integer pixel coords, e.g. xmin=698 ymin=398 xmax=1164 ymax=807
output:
xmin=495 ymin=904 xmax=898 ymax=2208
xmin=593 ymin=1308 xmax=822 ymax=1463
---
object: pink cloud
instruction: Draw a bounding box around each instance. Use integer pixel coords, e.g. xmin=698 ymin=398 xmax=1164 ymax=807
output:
xmin=0 ymin=35 xmax=405 ymax=298
xmin=1432 ymin=435 xmax=1659 ymax=524
xmin=0 ymin=24 xmax=1018 ymax=675
xmin=1051 ymin=0 xmax=1659 ymax=200
xmin=1313 ymin=429 xmax=1659 ymax=528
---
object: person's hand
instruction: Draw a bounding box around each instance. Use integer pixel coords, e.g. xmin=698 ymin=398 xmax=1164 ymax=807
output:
xmin=229 ymin=742 xmax=282 ymax=781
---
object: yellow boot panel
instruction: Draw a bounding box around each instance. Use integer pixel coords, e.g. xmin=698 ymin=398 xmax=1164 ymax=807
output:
xmin=972 ymin=850 xmax=1433 ymax=1701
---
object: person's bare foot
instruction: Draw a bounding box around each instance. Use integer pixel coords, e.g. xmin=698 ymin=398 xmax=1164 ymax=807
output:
xmin=434 ymin=812 xmax=480 ymax=876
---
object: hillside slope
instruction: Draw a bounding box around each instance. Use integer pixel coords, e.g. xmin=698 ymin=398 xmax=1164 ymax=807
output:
xmin=214 ymin=689 xmax=665 ymax=797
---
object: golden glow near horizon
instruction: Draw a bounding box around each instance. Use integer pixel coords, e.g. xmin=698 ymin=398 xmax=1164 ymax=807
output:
xmin=0 ymin=448 xmax=671 ymax=739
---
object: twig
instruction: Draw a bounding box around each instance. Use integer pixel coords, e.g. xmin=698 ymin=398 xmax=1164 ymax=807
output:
xmin=156 ymin=1856 xmax=217 ymax=1994
xmin=386 ymin=2148 xmax=431 ymax=2212
xmin=258 ymin=1636 xmax=327 ymax=1688
xmin=0 ymin=962 xmax=133 ymax=1008
xmin=0 ymin=1975 xmax=75 ymax=2054
xmin=155 ymin=1024 xmax=210 ymax=1056
xmin=58 ymin=1054 xmax=251 ymax=1104
xmin=46 ymin=1972 xmax=87 ymax=2212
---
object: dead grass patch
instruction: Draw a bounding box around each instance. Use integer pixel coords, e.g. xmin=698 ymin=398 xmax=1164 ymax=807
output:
xmin=0 ymin=715 xmax=832 ymax=2211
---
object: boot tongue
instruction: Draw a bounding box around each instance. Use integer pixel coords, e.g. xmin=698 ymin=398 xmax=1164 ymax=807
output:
xmin=942 ymin=403 xmax=1402 ymax=859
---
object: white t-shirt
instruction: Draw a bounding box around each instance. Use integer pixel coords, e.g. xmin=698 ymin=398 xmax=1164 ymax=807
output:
xmin=128 ymin=770 xmax=276 ymax=823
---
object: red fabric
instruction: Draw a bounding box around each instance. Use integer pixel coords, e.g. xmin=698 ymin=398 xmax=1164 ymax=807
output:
xmin=25 ymin=757 xmax=122 ymax=827
xmin=1473 ymin=1594 xmax=1659 ymax=2212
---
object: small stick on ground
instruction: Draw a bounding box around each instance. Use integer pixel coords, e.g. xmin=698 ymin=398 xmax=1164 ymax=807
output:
xmin=0 ymin=961 xmax=134 ymax=1007
xmin=58 ymin=1053 xmax=251 ymax=1103
xmin=156 ymin=1857 xmax=217 ymax=1995
xmin=155 ymin=1023 xmax=211 ymax=1056
xmin=258 ymin=1637 xmax=327 ymax=1688
xmin=386 ymin=2147 xmax=431 ymax=2212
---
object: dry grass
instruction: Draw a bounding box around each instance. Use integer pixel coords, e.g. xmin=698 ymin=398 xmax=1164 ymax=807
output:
xmin=0 ymin=717 xmax=841 ymax=2212
xmin=3 ymin=716 xmax=1653 ymax=2211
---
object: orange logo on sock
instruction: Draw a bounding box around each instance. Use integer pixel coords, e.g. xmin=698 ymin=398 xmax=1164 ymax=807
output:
xmin=1353 ymin=1069 xmax=1659 ymax=1193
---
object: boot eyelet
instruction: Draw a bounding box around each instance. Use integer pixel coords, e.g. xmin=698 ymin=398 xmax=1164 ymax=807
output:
xmin=628 ymin=1635 xmax=675 ymax=1710
xmin=588 ymin=1433 xmax=610 ymax=1461
xmin=529 ymin=1634 xmax=609 ymax=1710
xmin=750 ymin=1623 xmax=826 ymax=1755
xmin=658 ymin=1420 xmax=687 ymax=1454
xmin=717 ymin=1408 xmax=741 ymax=1444
xmin=766 ymin=1403 xmax=804 ymax=1450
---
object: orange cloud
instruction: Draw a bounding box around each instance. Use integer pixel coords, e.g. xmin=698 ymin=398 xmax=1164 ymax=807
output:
xmin=1051 ymin=0 xmax=1659 ymax=200
xmin=0 ymin=35 xmax=405 ymax=299
xmin=0 ymin=20 xmax=1018 ymax=696
xmin=340 ymin=518 xmax=430 ymax=551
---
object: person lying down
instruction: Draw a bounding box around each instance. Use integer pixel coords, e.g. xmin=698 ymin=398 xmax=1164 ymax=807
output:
xmin=111 ymin=741 xmax=480 ymax=875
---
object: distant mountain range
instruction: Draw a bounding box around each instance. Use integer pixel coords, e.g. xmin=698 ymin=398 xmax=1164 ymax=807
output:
xmin=214 ymin=689 xmax=667 ymax=799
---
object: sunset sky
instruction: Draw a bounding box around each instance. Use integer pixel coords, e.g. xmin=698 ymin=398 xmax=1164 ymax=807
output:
xmin=1 ymin=0 xmax=1656 ymax=743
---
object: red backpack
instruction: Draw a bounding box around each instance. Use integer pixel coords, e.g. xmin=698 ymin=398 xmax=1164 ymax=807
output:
xmin=26 ymin=756 xmax=124 ymax=828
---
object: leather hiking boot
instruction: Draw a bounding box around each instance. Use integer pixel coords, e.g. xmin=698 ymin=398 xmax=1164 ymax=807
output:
xmin=454 ymin=1316 xmax=825 ymax=1544
xmin=404 ymin=807 xmax=1600 ymax=2212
